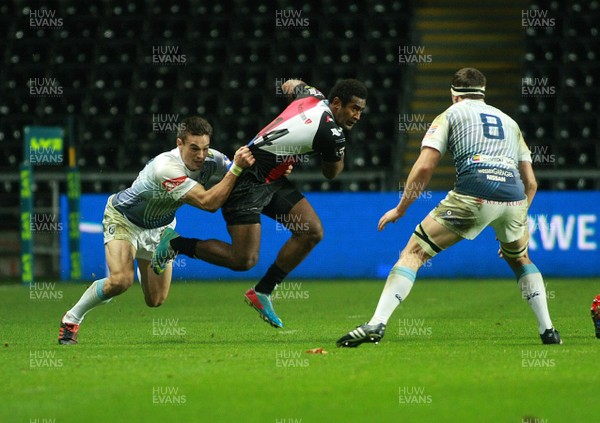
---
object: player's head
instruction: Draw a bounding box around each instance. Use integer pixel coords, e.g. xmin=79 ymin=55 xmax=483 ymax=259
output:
xmin=328 ymin=79 xmax=368 ymax=131
xmin=176 ymin=116 xmax=213 ymax=171
xmin=450 ymin=68 xmax=486 ymax=103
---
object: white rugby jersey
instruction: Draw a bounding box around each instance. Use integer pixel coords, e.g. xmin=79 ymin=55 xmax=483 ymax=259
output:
xmin=422 ymin=99 xmax=532 ymax=201
xmin=111 ymin=147 xmax=231 ymax=229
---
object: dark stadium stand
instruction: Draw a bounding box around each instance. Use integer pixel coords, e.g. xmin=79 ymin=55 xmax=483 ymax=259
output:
xmin=1 ymin=0 xmax=597 ymax=207
xmin=517 ymin=0 xmax=600 ymax=189
xmin=1 ymin=0 xmax=408 ymax=196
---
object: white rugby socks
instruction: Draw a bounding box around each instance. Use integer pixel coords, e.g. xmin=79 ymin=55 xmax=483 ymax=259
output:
xmin=63 ymin=278 xmax=112 ymax=325
xmin=368 ymin=266 xmax=416 ymax=326
xmin=516 ymin=264 xmax=553 ymax=334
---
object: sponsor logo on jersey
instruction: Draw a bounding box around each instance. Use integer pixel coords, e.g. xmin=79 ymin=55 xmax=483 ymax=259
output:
xmin=162 ymin=176 xmax=187 ymax=192
xmin=424 ymin=125 xmax=438 ymax=137
xmin=335 ymin=146 xmax=345 ymax=157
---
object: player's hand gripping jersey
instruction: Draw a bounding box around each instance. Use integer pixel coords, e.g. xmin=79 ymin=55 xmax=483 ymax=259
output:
xmin=245 ymin=84 xmax=346 ymax=183
xmin=422 ymin=99 xmax=532 ymax=201
xmin=111 ymin=147 xmax=231 ymax=229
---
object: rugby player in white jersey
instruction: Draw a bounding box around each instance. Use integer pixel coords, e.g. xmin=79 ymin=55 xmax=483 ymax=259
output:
xmin=337 ymin=68 xmax=562 ymax=347
xmin=58 ymin=116 xmax=255 ymax=344
xmin=152 ymin=79 xmax=367 ymax=328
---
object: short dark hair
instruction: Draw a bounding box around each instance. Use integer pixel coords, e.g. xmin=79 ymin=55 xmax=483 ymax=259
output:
xmin=177 ymin=116 xmax=213 ymax=142
xmin=451 ymin=68 xmax=486 ymax=98
xmin=328 ymin=79 xmax=368 ymax=105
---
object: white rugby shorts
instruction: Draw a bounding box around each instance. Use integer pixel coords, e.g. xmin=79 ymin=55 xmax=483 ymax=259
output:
xmin=429 ymin=190 xmax=528 ymax=242
xmin=102 ymin=195 xmax=176 ymax=261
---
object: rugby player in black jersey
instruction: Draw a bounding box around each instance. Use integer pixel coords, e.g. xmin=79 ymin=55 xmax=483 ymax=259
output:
xmin=152 ymin=79 xmax=367 ymax=328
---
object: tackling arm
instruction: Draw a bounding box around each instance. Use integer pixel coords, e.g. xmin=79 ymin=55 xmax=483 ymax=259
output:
xmin=181 ymin=146 xmax=255 ymax=212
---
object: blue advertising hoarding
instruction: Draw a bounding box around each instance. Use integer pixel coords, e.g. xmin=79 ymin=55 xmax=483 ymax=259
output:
xmin=61 ymin=191 xmax=599 ymax=281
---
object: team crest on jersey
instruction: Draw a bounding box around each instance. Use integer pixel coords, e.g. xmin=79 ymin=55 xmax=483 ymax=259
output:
xmin=330 ymin=128 xmax=343 ymax=136
xmin=162 ymin=176 xmax=187 ymax=192
xmin=304 ymin=118 xmax=312 ymax=124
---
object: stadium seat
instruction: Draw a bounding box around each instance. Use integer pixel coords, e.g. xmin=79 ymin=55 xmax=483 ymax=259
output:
xmin=92 ymin=65 xmax=134 ymax=91
xmin=146 ymin=17 xmax=188 ymax=40
xmin=51 ymin=40 xmax=95 ymax=65
xmin=188 ymin=18 xmax=230 ymax=40
xmin=101 ymin=17 xmax=145 ymax=40
xmin=150 ymin=0 xmax=189 ymax=16
xmin=60 ymin=16 xmax=100 ymax=39
xmin=84 ymin=91 xmax=129 ymax=117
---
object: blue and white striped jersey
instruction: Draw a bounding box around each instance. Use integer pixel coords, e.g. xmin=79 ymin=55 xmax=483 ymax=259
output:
xmin=111 ymin=147 xmax=230 ymax=229
xmin=422 ymin=99 xmax=531 ymax=201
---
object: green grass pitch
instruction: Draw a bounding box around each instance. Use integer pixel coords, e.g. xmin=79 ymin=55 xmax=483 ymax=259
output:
xmin=1 ymin=278 xmax=597 ymax=422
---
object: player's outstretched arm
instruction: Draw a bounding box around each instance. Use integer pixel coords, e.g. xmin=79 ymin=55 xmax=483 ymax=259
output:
xmin=378 ymin=147 xmax=441 ymax=231
xmin=518 ymin=160 xmax=537 ymax=208
xmin=181 ymin=146 xmax=255 ymax=212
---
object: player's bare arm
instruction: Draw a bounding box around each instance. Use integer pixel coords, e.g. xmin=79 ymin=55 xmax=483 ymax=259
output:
xmin=321 ymin=159 xmax=344 ymax=180
xmin=182 ymin=146 xmax=255 ymax=212
xmin=378 ymin=147 xmax=441 ymax=231
xmin=518 ymin=160 xmax=537 ymax=208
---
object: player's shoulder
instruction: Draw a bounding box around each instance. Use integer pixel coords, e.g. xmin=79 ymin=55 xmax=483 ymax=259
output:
xmin=155 ymin=147 xmax=178 ymax=161
xmin=317 ymin=111 xmax=345 ymax=140
xmin=150 ymin=148 xmax=187 ymax=176
xmin=206 ymin=148 xmax=228 ymax=162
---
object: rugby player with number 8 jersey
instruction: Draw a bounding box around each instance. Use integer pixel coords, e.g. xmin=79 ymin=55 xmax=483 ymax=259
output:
xmin=337 ymin=68 xmax=562 ymax=347
xmin=152 ymin=79 xmax=368 ymax=328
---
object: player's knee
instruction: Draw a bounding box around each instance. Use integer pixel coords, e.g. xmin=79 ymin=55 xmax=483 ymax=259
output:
xmin=230 ymin=254 xmax=258 ymax=271
xmin=295 ymin=221 xmax=323 ymax=246
xmin=145 ymin=295 xmax=165 ymax=308
xmin=504 ymin=254 xmax=532 ymax=271
xmin=108 ymin=272 xmax=134 ymax=294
